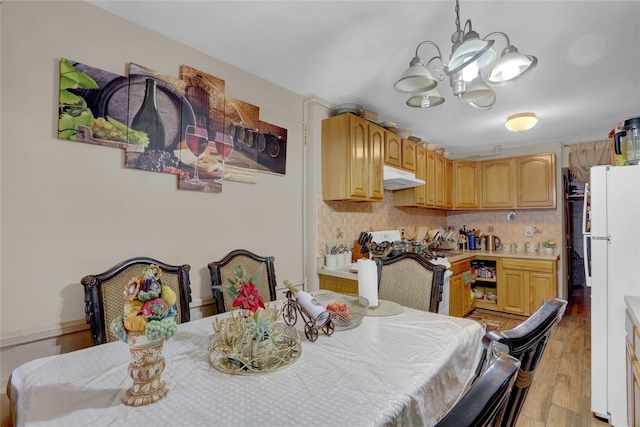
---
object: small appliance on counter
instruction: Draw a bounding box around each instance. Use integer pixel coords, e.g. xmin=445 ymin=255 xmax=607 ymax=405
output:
xmin=614 ymin=116 xmax=640 ymax=165
xmin=484 ymin=234 xmax=502 ymax=251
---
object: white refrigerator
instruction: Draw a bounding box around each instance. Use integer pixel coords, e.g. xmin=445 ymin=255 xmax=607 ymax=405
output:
xmin=591 ymin=165 xmax=640 ymax=426
xmin=583 ymin=183 xmax=592 ymax=287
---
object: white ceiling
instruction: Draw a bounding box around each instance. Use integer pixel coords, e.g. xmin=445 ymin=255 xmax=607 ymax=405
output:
xmin=89 ymin=0 xmax=640 ymax=154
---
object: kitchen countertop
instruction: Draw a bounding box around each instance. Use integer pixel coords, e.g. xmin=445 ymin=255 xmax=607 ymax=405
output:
xmin=318 ymin=249 xmax=559 ymax=280
xmin=441 ymin=249 xmax=560 ymax=263
xmin=625 ymin=296 xmax=640 ymax=327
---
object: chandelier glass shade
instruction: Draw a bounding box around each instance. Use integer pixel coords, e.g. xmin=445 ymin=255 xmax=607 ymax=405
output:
xmin=393 ymin=59 xmax=438 ymax=93
xmin=447 ymin=32 xmax=496 ymax=76
xmin=393 ymin=0 xmax=537 ymax=110
xmin=406 ymin=88 xmax=446 ymax=108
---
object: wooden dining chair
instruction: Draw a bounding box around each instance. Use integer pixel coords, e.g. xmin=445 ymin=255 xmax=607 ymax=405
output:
xmin=374 ymin=252 xmax=445 ymax=313
xmin=208 ymin=249 xmax=277 ymax=313
xmin=81 ymin=257 xmax=192 ymax=345
xmin=483 ymin=297 xmax=568 ymax=427
xmin=435 ymin=350 xmax=521 ymax=427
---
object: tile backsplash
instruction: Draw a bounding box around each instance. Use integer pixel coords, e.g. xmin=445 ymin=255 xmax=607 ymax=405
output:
xmin=317 ymin=193 xmax=562 ymax=256
xmin=446 ymin=209 xmax=562 ymax=250
xmin=317 ymin=193 xmax=447 ymax=253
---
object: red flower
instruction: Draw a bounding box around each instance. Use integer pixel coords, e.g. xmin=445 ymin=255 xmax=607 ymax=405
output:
xmin=231 ymin=282 xmax=265 ymax=312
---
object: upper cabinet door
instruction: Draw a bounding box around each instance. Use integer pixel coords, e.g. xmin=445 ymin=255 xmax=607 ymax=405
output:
xmin=426 ymin=150 xmax=436 ymax=206
xmin=414 ymin=144 xmax=427 ymax=206
xmin=444 ymin=158 xmax=454 ymax=209
xmin=482 ymin=159 xmax=515 ymax=209
xmin=321 ymin=113 xmax=383 ymax=202
xmin=434 ymin=154 xmax=445 ymax=208
xmin=453 ymin=161 xmax=480 ymax=209
xmin=384 ymin=131 xmax=402 ymax=168
xmin=368 ymin=124 xmax=385 ymax=201
xmin=348 ymin=118 xmax=368 ymax=199
xmin=516 ymin=153 xmax=556 ymax=208
xmin=401 ymin=139 xmax=416 ymax=172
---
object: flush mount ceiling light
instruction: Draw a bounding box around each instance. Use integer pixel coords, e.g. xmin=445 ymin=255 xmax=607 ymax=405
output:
xmin=505 ymin=112 xmax=538 ymax=131
xmin=393 ymin=0 xmax=537 ymax=110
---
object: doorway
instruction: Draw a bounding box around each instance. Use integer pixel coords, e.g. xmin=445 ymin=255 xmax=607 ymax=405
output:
xmin=563 ymin=168 xmax=587 ymax=298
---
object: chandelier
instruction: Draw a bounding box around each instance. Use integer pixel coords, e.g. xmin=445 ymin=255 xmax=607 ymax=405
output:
xmin=393 ymin=0 xmax=537 ymax=110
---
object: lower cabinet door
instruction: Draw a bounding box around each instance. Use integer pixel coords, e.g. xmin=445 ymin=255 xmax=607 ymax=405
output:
xmin=449 ymin=273 xmax=463 ymax=317
xmin=499 ymin=269 xmax=526 ymax=315
xmin=528 ymin=272 xmax=554 ymax=315
xmin=462 ymin=281 xmax=474 ymax=316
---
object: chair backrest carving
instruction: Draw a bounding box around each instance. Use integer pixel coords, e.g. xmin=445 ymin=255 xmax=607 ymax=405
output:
xmin=208 ymin=249 xmax=277 ymax=313
xmin=374 ymin=252 xmax=445 ymax=313
xmin=81 ymin=257 xmax=192 ymax=345
xmin=435 ymin=351 xmax=521 ymax=427
xmin=484 ymin=297 xmax=568 ymax=427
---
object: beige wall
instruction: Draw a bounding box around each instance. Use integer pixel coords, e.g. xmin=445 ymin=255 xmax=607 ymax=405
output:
xmin=1 ymin=0 xmax=305 ymax=382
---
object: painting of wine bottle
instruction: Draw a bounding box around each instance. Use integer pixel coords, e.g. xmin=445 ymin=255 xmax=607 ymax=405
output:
xmin=57 ymin=58 xmax=288 ymax=195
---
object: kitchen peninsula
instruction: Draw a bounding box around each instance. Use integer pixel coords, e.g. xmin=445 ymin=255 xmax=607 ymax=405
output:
xmin=318 ymin=249 xmax=559 ymax=318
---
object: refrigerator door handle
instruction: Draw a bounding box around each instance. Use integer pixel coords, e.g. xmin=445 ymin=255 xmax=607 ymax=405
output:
xmin=591 ymin=236 xmax=610 ymax=241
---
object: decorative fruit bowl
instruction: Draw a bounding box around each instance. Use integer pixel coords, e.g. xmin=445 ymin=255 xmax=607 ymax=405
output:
xmin=311 ymin=291 xmax=369 ymax=331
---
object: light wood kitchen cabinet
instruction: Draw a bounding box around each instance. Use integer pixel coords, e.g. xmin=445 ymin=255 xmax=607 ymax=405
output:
xmin=425 ymin=149 xmax=436 ymax=206
xmin=384 ymin=131 xmax=402 ymax=168
xmin=445 ymin=158 xmax=454 ymax=209
xmin=453 ymin=161 xmax=480 ymax=209
xmin=434 ymin=154 xmax=446 ymax=208
xmin=516 ymin=153 xmax=556 ymax=208
xmin=322 ymin=113 xmax=384 ymax=202
xmin=451 ymin=152 xmax=555 ymax=210
xmin=393 ymin=150 xmax=450 ymax=210
xmin=482 ymin=158 xmax=515 ymax=208
xmin=498 ymin=258 xmax=557 ymax=316
xmin=385 ymin=133 xmax=416 ymax=172
xmin=626 ymin=307 xmax=640 ymax=427
xmin=319 ymin=274 xmax=358 ymax=294
xmin=393 ymin=144 xmax=427 ymax=207
xmin=449 ymin=258 xmax=474 ymax=317
xmin=402 ymin=139 xmax=417 ymax=172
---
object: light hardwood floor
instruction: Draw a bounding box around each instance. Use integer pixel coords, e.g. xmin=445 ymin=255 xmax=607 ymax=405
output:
xmin=476 ymin=285 xmax=610 ymax=427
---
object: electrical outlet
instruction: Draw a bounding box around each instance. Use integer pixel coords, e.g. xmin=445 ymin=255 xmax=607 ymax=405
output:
xmin=525 ymin=226 xmax=533 ymax=237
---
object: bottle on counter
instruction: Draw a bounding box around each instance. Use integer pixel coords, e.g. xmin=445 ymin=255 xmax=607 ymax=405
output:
xmin=469 ymin=232 xmax=476 ymax=250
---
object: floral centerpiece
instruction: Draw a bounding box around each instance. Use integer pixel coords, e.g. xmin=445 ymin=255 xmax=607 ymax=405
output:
xmin=209 ymin=265 xmax=301 ymax=374
xmin=109 ymin=264 xmax=177 ymax=407
xmin=110 ymin=264 xmax=178 ymax=343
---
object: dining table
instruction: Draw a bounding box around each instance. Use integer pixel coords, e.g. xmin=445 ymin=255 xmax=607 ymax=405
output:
xmin=8 ymin=298 xmax=484 ymax=427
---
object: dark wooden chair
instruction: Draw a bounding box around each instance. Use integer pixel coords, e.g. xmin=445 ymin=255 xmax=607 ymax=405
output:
xmin=81 ymin=257 xmax=192 ymax=345
xmin=374 ymin=252 xmax=445 ymax=313
xmin=435 ymin=350 xmax=521 ymax=427
xmin=208 ymin=249 xmax=277 ymax=313
xmin=483 ymin=297 xmax=568 ymax=427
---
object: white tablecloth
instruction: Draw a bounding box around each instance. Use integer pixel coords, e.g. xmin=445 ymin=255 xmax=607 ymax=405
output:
xmin=9 ymin=302 xmax=484 ymax=427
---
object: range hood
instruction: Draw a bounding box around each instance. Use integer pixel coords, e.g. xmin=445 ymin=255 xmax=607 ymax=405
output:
xmin=383 ymin=165 xmax=425 ymax=190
